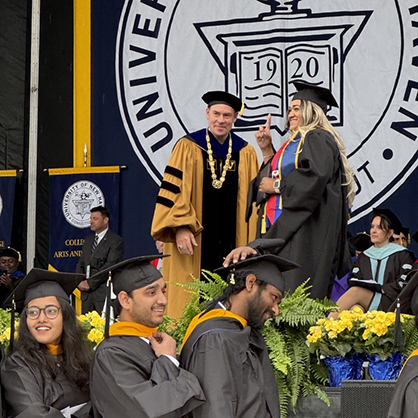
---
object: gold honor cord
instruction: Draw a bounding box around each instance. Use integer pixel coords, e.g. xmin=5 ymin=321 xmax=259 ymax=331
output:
xmin=206 ymin=129 xmax=232 ymax=189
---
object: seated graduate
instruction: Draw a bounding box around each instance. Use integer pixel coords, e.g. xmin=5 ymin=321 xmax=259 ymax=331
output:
xmin=330 ymin=208 xmax=415 ymax=317
xmin=387 ymin=316 xmax=418 ymax=418
xmin=90 ymin=255 xmax=205 ymax=418
xmin=1 ymin=268 xmax=92 ymax=418
xmin=180 ymin=244 xmax=300 ymax=418
xmin=0 ymin=247 xmax=25 ymax=308
xmin=393 ymin=225 xmax=411 ymax=249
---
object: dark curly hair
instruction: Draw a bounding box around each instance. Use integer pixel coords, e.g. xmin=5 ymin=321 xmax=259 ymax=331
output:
xmin=14 ymin=297 xmax=92 ymax=394
xmin=204 ymin=270 xmax=267 ymax=312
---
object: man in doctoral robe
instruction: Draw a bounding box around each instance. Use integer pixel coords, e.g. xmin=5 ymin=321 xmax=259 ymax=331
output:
xmin=151 ymin=90 xmax=259 ymax=318
xmin=180 ymin=246 xmax=300 ymax=418
xmin=0 ymin=247 xmax=25 ymax=307
xmin=76 ymin=206 xmax=124 ymax=314
xmin=90 ymin=255 xmax=205 ymax=418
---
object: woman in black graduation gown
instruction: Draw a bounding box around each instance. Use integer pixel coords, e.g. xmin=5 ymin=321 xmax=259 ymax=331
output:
xmin=1 ymin=269 xmax=92 ymax=418
xmin=330 ymin=209 xmax=415 ymax=316
xmin=226 ymin=82 xmax=355 ymax=299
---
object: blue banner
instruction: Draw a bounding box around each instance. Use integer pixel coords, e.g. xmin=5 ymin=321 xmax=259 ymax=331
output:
xmin=48 ymin=167 xmax=120 ymax=272
xmin=0 ymin=170 xmax=17 ymax=248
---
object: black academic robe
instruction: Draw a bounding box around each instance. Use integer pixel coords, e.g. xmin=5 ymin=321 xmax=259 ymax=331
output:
xmin=387 ymin=352 xmax=418 ymax=418
xmin=1 ymin=352 xmax=90 ymax=418
xmin=247 ymin=128 xmax=351 ymax=299
xmin=180 ymin=317 xmax=280 ymax=418
xmin=349 ymin=246 xmax=415 ymax=311
xmin=90 ymin=335 xmax=205 ymax=418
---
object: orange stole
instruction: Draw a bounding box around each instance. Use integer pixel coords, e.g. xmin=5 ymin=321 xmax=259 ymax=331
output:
xmin=182 ymin=308 xmax=247 ymax=348
xmin=109 ymin=321 xmax=158 ymax=338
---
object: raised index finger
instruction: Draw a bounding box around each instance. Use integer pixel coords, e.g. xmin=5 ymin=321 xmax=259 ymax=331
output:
xmin=265 ymin=114 xmax=272 ymax=131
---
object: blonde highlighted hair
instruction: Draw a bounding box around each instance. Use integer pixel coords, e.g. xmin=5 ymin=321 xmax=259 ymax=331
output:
xmin=287 ymin=99 xmax=355 ymax=207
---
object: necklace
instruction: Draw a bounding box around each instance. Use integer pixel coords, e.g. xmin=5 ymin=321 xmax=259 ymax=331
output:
xmin=206 ymin=129 xmax=232 ymax=189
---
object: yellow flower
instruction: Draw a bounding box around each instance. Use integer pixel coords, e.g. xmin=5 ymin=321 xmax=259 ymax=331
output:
xmin=91 ymin=317 xmax=105 ymax=328
xmin=0 ymin=328 xmax=10 ymax=342
xmin=88 ymin=328 xmax=105 ymax=344
xmin=362 ymin=328 xmax=370 ymax=339
xmin=328 ymin=330 xmax=338 ymax=339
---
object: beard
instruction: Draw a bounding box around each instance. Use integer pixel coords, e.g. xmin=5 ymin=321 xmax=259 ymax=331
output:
xmin=246 ymin=290 xmax=274 ymax=330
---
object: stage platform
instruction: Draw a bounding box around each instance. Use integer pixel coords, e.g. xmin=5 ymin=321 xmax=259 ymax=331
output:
xmin=288 ymin=381 xmax=396 ymax=418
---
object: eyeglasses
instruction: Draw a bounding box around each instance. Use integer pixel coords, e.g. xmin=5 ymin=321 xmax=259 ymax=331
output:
xmin=26 ymin=305 xmax=62 ymax=320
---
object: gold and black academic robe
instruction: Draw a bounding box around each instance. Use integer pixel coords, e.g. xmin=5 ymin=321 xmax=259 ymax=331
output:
xmin=388 ymin=350 xmax=418 ymax=418
xmin=248 ymin=128 xmax=352 ymax=299
xmin=180 ymin=316 xmax=280 ymax=418
xmin=151 ymin=133 xmax=258 ymax=318
xmin=1 ymin=352 xmax=90 ymax=417
xmin=90 ymin=335 xmax=205 ymax=418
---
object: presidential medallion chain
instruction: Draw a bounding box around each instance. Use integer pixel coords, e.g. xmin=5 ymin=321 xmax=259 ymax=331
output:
xmin=206 ymin=129 xmax=232 ymax=189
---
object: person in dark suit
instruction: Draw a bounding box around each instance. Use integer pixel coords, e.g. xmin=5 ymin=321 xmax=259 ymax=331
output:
xmin=76 ymin=206 xmax=124 ymax=314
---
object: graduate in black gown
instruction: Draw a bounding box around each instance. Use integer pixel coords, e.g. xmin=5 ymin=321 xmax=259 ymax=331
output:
xmin=1 ymin=268 xmax=92 ymax=418
xmin=330 ymin=209 xmax=415 ymax=317
xmin=388 ymin=314 xmax=418 ymax=418
xmin=180 ymin=249 xmax=300 ymax=418
xmin=90 ymin=256 xmax=205 ymax=418
xmin=224 ymin=83 xmax=355 ymax=300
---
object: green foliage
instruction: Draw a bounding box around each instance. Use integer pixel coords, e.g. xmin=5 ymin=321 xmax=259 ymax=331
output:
xmin=159 ymin=270 xmax=227 ymax=350
xmin=401 ymin=315 xmax=418 ymax=358
xmin=0 ymin=308 xmax=19 ymax=353
xmin=263 ymin=280 xmax=332 ymax=417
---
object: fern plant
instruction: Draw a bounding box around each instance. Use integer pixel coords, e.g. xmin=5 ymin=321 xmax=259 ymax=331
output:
xmin=161 ymin=272 xmax=334 ymax=417
xmin=265 ymin=281 xmax=335 ymax=416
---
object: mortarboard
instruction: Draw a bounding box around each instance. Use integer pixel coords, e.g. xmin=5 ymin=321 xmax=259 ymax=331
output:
xmin=292 ymin=82 xmax=338 ymax=113
xmin=0 ymin=248 xmax=21 ymax=262
xmin=89 ymin=255 xmax=168 ymax=295
xmin=88 ymin=255 xmax=168 ymax=337
xmin=202 ymin=90 xmax=243 ymax=114
xmin=4 ymin=268 xmax=85 ymax=309
xmin=348 ymin=232 xmax=372 ymax=253
xmin=215 ymin=253 xmax=300 ymax=294
xmin=4 ymin=268 xmax=84 ymax=352
xmin=399 ymin=226 xmax=411 ymax=244
xmin=372 ymin=208 xmax=402 ymax=235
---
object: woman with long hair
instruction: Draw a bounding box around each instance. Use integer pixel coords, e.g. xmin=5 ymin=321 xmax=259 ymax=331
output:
xmin=1 ymin=269 xmax=92 ymax=417
xmin=224 ymin=82 xmax=355 ymax=299
xmin=330 ymin=209 xmax=415 ymax=317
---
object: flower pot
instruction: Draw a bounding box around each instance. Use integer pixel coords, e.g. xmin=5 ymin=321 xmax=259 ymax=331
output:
xmin=367 ymin=352 xmax=404 ymax=380
xmin=323 ymin=353 xmax=363 ymax=387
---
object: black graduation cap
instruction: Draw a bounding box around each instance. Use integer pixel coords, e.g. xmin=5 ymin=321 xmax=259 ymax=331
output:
xmin=202 ymin=90 xmax=243 ymax=113
xmin=4 ymin=268 xmax=85 ymax=309
xmin=89 ymin=255 xmax=168 ymax=295
xmin=348 ymin=232 xmax=372 ymax=253
xmin=372 ymin=208 xmax=402 ymax=235
xmin=4 ymin=268 xmax=84 ymax=352
xmin=215 ymin=253 xmax=300 ymax=294
xmin=399 ymin=226 xmax=411 ymax=244
xmin=88 ymin=255 xmax=168 ymax=337
xmin=292 ymin=82 xmax=339 ymax=113
xmin=0 ymin=247 xmax=21 ymax=262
